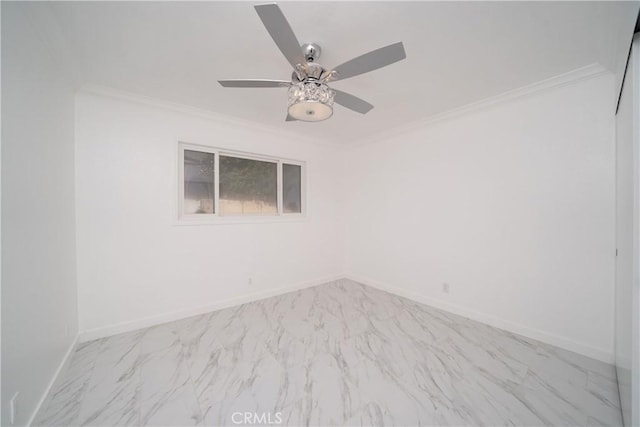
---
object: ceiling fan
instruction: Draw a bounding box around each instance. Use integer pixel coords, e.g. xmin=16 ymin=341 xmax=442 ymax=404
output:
xmin=218 ymin=3 xmax=407 ymax=122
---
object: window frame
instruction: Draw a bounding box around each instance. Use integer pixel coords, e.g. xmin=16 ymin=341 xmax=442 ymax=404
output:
xmin=177 ymin=142 xmax=306 ymax=224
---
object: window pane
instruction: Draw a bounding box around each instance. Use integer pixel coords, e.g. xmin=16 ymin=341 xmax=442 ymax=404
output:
xmin=184 ymin=150 xmax=215 ymax=214
xmin=283 ymin=163 xmax=302 ymax=213
xmin=219 ymin=156 xmax=277 ymax=215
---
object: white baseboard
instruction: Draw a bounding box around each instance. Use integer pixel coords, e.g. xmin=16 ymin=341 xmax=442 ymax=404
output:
xmin=345 ymin=274 xmax=614 ymax=364
xmin=27 ymin=335 xmax=79 ymax=427
xmin=78 ymin=274 xmax=344 ymax=342
xmin=78 ymin=272 xmax=613 ymax=365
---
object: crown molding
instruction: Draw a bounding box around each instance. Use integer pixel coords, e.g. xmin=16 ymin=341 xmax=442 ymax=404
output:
xmin=78 ymin=84 xmax=338 ymax=149
xmin=346 ymin=63 xmax=611 ymax=148
xmin=80 ymin=62 xmax=610 ymax=149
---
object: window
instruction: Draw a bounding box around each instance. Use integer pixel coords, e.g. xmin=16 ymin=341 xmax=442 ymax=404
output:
xmin=179 ymin=143 xmax=305 ymax=221
xmin=283 ymin=163 xmax=302 ymax=213
xmin=219 ymin=155 xmax=278 ymax=215
xmin=184 ymin=149 xmax=215 ymax=214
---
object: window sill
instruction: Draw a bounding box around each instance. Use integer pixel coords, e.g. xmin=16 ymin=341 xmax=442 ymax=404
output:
xmin=174 ymin=215 xmax=308 ymax=226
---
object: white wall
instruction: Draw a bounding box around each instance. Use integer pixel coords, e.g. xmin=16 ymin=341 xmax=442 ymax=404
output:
xmin=1 ymin=3 xmax=78 ymax=426
xmin=75 ymin=91 xmax=345 ymax=338
xmin=345 ymin=73 xmax=616 ymax=362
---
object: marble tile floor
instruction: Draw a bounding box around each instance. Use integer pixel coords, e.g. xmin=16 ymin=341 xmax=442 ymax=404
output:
xmin=34 ymin=279 xmax=622 ymax=427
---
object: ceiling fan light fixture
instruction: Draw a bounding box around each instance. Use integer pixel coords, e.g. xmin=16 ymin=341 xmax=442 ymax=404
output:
xmin=287 ymin=81 xmax=335 ymax=122
xmin=219 ymin=4 xmax=407 ymax=121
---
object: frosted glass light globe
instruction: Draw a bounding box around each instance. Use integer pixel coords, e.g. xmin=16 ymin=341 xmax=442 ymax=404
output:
xmin=287 ymin=82 xmax=335 ymax=122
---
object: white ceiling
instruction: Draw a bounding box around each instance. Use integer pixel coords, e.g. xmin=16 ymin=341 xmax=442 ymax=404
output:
xmin=45 ymin=1 xmax=638 ymax=144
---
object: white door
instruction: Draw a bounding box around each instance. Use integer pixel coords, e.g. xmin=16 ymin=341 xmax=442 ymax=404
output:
xmin=615 ymin=33 xmax=640 ymax=427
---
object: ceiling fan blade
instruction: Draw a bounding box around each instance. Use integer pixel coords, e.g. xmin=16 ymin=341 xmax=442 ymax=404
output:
xmin=333 ymin=89 xmax=374 ymax=114
xmin=218 ymin=79 xmax=290 ymax=88
xmin=285 ymin=114 xmax=296 ymax=121
xmin=254 ymin=4 xmax=305 ymax=69
xmin=331 ymin=42 xmax=406 ymax=82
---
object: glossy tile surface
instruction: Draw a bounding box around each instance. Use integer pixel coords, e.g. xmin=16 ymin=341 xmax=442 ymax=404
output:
xmin=34 ymin=279 xmax=622 ymax=426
